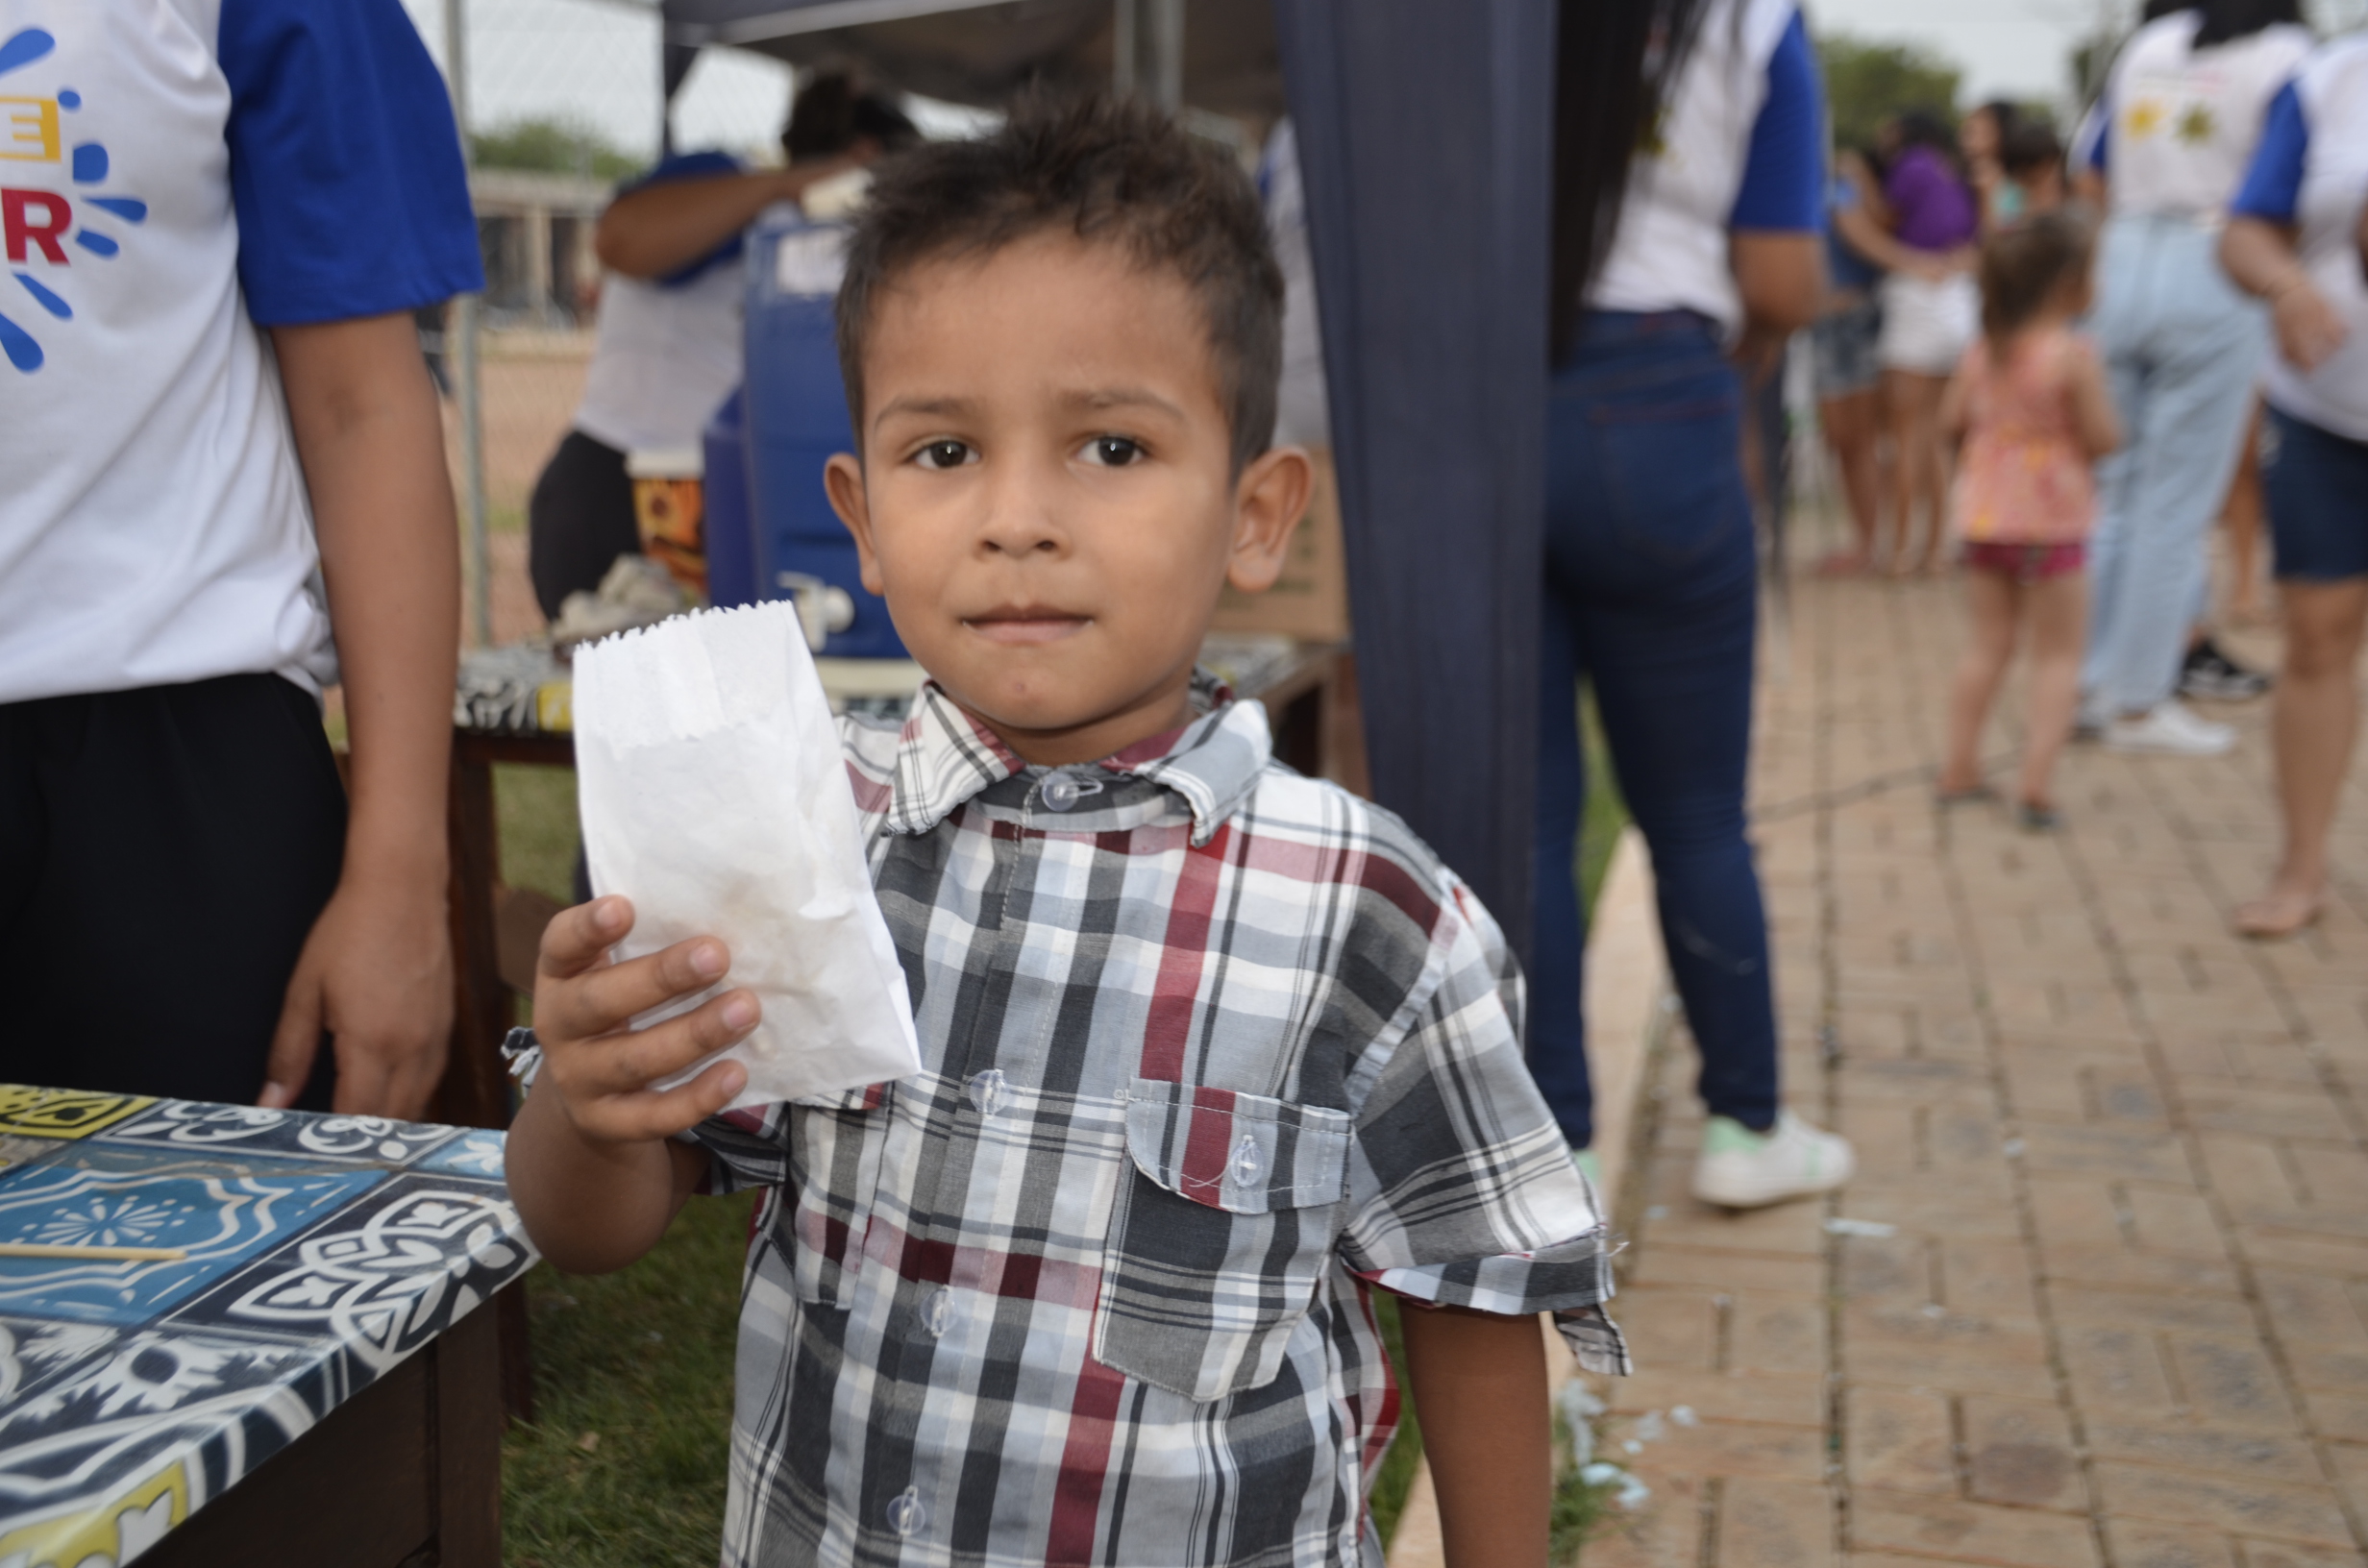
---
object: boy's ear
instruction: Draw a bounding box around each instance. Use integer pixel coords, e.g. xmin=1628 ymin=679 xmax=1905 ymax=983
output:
xmin=824 ymin=453 xmax=888 ymax=598
xmin=1225 ymin=445 xmax=1314 ymax=596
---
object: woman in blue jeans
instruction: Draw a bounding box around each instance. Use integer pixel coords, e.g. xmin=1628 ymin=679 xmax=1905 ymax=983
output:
xmin=1533 ymin=0 xmax=1851 ymax=1208
xmin=2073 ymin=0 xmax=2312 ymax=754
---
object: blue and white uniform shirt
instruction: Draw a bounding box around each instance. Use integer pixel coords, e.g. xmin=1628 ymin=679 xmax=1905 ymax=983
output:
xmin=2081 ymin=10 xmax=2312 ymax=222
xmin=1587 ymin=0 xmax=1824 ymax=337
xmin=0 ymin=1 xmax=480 ymax=706
xmin=2232 ymin=36 xmax=2368 ymax=442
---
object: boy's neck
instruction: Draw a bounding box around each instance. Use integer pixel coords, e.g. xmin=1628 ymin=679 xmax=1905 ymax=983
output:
xmin=942 ymin=666 xmax=1201 ymax=769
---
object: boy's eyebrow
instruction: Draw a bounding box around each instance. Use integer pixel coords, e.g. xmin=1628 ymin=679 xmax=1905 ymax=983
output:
xmin=1067 ymin=387 xmax=1187 ymax=420
xmin=872 ymin=394 xmax=979 ymax=430
xmin=871 ymin=386 xmax=1191 ymax=430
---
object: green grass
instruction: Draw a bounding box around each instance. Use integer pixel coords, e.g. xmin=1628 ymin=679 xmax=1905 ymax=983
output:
xmin=487 ymin=708 xmax=1630 ymax=1559
xmin=1549 ymin=1414 xmax=1617 ymax=1563
xmin=504 ymin=1192 xmax=755 ymax=1566
xmin=494 ymin=763 xmax=581 ymax=904
xmin=1575 ymin=692 xmax=1628 ymax=916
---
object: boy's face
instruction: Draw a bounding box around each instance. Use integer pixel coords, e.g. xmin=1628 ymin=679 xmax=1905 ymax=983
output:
xmin=826 ymin=233 xmax=1309 ymax=767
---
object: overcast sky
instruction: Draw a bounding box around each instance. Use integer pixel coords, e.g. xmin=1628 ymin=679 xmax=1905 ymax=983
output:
xmin=1810 ymin=0 xmax=2365 ymax=108
xmin=407 ymin=0 xmax=2368 ymax=165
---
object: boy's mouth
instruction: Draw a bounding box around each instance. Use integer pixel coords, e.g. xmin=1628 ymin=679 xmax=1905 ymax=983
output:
xmin=963 ymin=607 xmax=1091 ymax=646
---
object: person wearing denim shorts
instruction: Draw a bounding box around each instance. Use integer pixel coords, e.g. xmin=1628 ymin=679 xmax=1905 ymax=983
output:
xmin=2221 ymin=35 xmax=2368 ymax=937
xmin=1811 ymin=149 xmax=1890 ymax=573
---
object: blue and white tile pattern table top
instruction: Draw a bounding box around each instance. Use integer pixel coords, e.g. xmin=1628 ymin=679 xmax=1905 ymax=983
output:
xmin=0 ymin=1086 xmax=533 ymax=1568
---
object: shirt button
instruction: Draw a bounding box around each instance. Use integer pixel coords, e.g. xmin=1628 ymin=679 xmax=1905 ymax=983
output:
xmin=1230 ymin=1133 xmax=1265 ymax=1188
xmin=968 ymin=1068 xmax=1006 ymax=1116
xmin=1041 ymin=772 xmax=1083 ymax=812
xmin=887 ymin=1486 xmax=926 ymax=1537
xmin=921 ymin=1286 xmax=954 ymax=1338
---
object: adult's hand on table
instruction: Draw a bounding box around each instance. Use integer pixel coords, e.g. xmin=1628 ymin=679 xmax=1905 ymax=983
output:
xmin=531 ymin=895 xmax=753 ymax=1146
xmin=260 ymin=873 xmax=453 ymax=1116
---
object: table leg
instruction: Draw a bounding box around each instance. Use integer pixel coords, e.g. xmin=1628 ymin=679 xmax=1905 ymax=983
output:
xmin=440 ymin=747 xmax=511 ymax=1132
xmin=443 ymin=745 xmax=537 ymax=1423
xmin=435 ymin=1296 xmax=506 ymax=1568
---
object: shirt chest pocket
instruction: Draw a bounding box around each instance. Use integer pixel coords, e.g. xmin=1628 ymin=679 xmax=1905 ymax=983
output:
xmin=1093 ymin=1080 xmax=1352 ymax=1402
xmin=785 ymin=1085 xmax=893 ymax=1309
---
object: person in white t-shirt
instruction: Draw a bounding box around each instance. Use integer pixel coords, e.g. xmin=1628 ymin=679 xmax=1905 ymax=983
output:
xmin=1536 ymin=0 xmax=1854 ymax=1210
xmin=527 ymin=75 xmax=917 ymax=619
xmin=2073 ymin=0 xmax=2313 ymax=757
xmin=2219 ymin=35 xmax=2368 ymax=936
xmin=0 ymin=0 xmax=481 ymax=1113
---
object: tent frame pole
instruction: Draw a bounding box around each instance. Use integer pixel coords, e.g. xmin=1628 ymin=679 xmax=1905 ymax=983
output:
xmin=443 ymin=0 xmax=490 ymax=649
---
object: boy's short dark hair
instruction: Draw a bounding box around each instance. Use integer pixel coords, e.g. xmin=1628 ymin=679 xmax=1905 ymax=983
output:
xmin=835 ymin=91 xmax=1285 ymax=473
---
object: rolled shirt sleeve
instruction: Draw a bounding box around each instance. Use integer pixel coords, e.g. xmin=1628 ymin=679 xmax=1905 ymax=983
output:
xmin=1337 ymin=876 xmax=1630 ymax=1374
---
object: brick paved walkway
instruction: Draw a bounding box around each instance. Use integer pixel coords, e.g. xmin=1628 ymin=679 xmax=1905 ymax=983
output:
xmin=1587 ymin=568 xmax=2368 ymax=1567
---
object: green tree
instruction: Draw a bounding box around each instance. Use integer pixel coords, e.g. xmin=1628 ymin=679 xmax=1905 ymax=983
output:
xmin=1816 ymin=34 xmax=1963 ymax=154
xmin=471 ymin=117 xmax=642 ymax=183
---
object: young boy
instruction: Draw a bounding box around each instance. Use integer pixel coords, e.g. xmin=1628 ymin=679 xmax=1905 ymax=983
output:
xmin=507 ymin=93 xmax=1624 ymax=1568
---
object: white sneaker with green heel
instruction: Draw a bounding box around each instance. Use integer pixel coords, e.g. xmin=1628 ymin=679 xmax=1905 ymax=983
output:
xmin=1691 ymin=1111 xmax=1854 ymax=1209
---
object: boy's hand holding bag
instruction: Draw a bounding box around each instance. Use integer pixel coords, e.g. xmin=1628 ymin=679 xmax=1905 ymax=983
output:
xmin=572 ymin=600 xmax=922 ymax=1108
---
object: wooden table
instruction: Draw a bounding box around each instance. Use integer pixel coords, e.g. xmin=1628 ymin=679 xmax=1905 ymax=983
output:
xmin=0 ymin=1086 xmax=536 ymax=1567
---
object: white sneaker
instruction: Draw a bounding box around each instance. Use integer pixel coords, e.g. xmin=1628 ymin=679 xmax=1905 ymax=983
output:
xmin=2073 ymin=694 xmax=2109 ymax=740
xmin=1692 ymin=1111 xmax=1855 ymax=1209
xmin=2103 ymin=700 xmax=2235 ymax=757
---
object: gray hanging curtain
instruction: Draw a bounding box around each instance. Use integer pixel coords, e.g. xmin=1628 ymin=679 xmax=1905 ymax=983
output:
xmin=1270 ymin=0 xmax=1555 ymax=962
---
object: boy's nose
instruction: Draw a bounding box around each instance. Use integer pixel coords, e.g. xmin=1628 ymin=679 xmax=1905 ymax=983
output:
xmin=974 ymin=462 xmax=1069 ymax=557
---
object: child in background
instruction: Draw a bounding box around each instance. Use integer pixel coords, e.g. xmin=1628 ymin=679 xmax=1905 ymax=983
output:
xmin=506 ymin=93 xmax=1623 ymax=1568
xmin=1936 ymin=213 xmax=2123 ymax=829
xmin=2000 ymin=123 xmax=2070 ymax=221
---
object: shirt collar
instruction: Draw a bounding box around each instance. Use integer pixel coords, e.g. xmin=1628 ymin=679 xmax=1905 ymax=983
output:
xmin=884 ymin=668 xmax=1270 ymax=846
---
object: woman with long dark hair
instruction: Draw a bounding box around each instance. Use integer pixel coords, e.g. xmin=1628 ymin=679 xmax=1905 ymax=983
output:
xmin=2073 ymin=0 xmax=2312 ymax=755
xmin=1534 ymin=0 xmax=1853 ymax=1208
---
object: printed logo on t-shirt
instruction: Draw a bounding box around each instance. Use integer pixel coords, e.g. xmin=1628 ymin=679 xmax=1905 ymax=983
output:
xmin=0 ymin=27 xmax=150 ymax=374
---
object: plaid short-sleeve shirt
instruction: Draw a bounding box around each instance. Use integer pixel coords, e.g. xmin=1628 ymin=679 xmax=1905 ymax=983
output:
xmin=687 ymin=676 xmax=1626 ymax=1568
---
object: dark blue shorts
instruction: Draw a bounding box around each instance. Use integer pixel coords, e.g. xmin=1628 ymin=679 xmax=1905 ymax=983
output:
xmin=2264 ymin=406 xmax=2368 ymax=583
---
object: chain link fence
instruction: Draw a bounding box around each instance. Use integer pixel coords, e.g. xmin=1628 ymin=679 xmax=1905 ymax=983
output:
xmin=403 ymin=0 xmax=795 ymax=644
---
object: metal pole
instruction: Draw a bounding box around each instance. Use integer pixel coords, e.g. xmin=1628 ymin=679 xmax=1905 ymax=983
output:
xmin=1113 ymin=0 xmax=1138 ymax=96
xmin=1149 ymin=0 xmax=1183 ymax=112
xmin=444 ymin=0 xmax=492 ymax=648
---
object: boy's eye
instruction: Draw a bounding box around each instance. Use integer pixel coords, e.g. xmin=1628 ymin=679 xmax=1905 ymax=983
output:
xmin=1081 ymin=436 xmax=1145 ymax=467
xmin=913 ymin=440 xmax=974 ymax=471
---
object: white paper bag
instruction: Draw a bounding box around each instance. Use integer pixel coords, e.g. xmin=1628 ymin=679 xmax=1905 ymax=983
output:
xmin=572 ymin=601 xmax=922 ymax=1108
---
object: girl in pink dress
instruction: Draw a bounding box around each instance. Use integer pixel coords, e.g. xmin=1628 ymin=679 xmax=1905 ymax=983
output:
xmin=1936 ymin=213 xmax=2124 ymax=828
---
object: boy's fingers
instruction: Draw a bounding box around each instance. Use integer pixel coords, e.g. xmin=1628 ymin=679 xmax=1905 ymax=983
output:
xmin=579 ymin=1057 xmax=748 ymax=1144
xmin=580 ymin=988 xmax=760 ymax=1095
xmin=542 ymin=936 xmax=732 ymax=1046
xmin=538 ymin=896 xmax=634 ymax=981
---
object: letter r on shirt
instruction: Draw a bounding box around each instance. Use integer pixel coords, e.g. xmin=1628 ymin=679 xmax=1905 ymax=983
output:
xmin=3 ymin=187 xmax=69 ymax=263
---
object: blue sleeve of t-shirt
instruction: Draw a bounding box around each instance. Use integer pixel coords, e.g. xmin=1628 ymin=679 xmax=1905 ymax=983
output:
xmin=616 ymin=151 xmax=751 ymax=285
xmin=2232 ymin=82 xmax=2308 ymax=222
xmin=2077 ymin=99 xmax=2109 ymax=172
xmin=1730 ymin=11 xmax=1826 ymax=232
xmin=219 ymin=0 xmax=484 ymax=327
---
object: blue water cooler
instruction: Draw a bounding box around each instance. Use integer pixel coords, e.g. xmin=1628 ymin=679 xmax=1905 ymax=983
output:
xmin=740 ymin=207 xmax=905 ymax=657
xmin=702 ymin=386 xmax=756 ymax=609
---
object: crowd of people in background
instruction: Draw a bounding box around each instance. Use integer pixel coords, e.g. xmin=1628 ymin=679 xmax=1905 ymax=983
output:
xmin=1794 ymin=0 xmax=2367 ymax=941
